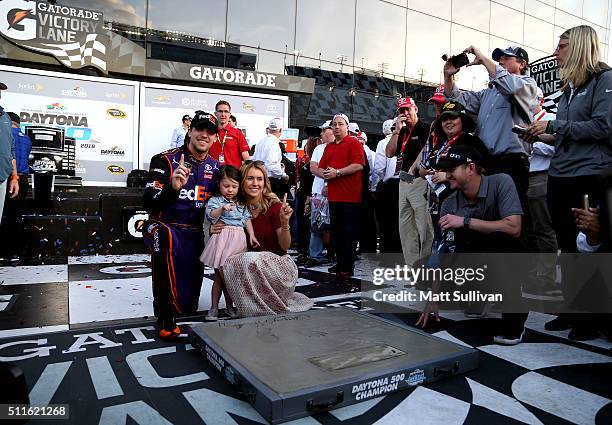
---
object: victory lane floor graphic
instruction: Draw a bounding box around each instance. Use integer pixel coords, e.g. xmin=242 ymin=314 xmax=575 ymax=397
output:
xmin=0 ymin=254 xmax=611 ymax=424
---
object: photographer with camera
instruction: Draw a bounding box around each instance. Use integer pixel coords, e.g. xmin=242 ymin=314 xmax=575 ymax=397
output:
xmin=444 ymin=46 xmax=538 ymax=209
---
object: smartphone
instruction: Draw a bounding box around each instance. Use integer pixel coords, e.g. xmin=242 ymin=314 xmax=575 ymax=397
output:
xmin=583 ymin=194 xmax=590 ymax=210
xmin=442 ymin=52 xmax=470 ymax=69
xmin=511 ymin=125 xmax=527 ymax=135
xmin=451 ymin=52 xmax=470 ymax=69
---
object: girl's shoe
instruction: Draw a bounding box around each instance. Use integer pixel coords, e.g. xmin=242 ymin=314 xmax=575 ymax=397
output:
xmin=205 ymin=308 xmax=219 ymax=321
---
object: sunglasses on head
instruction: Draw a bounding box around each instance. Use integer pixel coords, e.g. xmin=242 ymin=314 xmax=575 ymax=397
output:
xmin=245 ymin=160 xmax=265 ymax=166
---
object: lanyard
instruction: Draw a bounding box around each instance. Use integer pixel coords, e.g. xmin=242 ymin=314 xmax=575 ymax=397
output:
xmin=421 ymin=122 xmax=438 ymax=162
xmin=219 ymin=129 xmax=228 ymax=150
xmin=435 ymin=132 xmax=464 ymax=163
xmin=400 ymin=126 xmax=414 ymax=153
xmin=534 ymin=110 xmax=546 ymax=122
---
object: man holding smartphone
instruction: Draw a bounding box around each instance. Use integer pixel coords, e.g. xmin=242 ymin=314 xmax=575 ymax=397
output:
xmin=385 ymin=97 xmax=433 ymax=267
xmin=444 ymin=45 xmax=538 ymax=208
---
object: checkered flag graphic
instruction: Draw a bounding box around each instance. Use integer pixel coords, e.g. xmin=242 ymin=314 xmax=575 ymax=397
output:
xmin=22 ymin=33 xmax=108 ymax=73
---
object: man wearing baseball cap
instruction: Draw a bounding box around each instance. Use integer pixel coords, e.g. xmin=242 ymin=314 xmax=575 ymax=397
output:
xmin=319 ymin=113 xmax=365 ymax=279
xmin=443 ymin=44 xmax=538 ymax=209
xmin=385 ymin=96 xmax=434 ymax=267
xmin=417 ymin=143 xmax=527 ymax=345
xmin=143 ymin=111 xmax=220 ymax=340
xmin=0 ymin=82 xmax=19 ymax=226
xmin=252 ymin=117 xmax=289 ymax=198
xmin=170 ymin=114 xmax=191 ymax=149
xmin=428 ymin=84 xmax=447 ymax=118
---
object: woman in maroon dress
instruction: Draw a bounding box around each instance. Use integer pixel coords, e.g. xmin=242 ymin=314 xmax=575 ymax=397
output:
xmin=212 ymin=161 xmax=314 ymax=316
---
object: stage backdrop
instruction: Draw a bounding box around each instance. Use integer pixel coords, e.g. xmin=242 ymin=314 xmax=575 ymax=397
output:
xmin=140 ymin=82 xmax=289 ymax=170
xmin=0 ymin=65 xmax=138 ymax=186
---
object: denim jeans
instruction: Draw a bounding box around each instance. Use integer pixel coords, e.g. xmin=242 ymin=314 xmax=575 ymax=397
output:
xmin=309 ymin=231 xmax=325 ymax=261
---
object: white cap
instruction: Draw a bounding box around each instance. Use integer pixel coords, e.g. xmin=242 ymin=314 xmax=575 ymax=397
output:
xmin=333 ymin=113 xmax=349 ymax=125
xmin=348 ymin=122 xmax=360 ymax=134
xmin=356 ymin=131 xmax=367 ymax=142
xmin=382 ymin=119 xmax=394 ymax=135
xmin=319 ymin=120 xmax=332 ymax=129
xmin=267 ymin=117 xmax=283 ymax=131
xmin=536 ymin=87 xmax=544 ymax=99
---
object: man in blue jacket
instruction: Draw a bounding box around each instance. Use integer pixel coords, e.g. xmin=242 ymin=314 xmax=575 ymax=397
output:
xmin=0 ymin=82 xmax=19 ymax=226
xmin=0 ymin=112 xmax=31 ymax=262
xmin=444 ymin=46 xmax=538 ymax=207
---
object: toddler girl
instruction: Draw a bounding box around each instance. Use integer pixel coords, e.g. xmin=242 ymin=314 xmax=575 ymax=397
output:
xmin=200 ymin=165 xmax=259 ymax=320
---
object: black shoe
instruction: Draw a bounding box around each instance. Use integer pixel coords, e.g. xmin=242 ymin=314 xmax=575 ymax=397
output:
xmin=568 ymin=326 xmax=599 ymax=341
xmin=304 ymin=258 xmax=322 ymax=267
xmin=328 ymin=264 xmax=339 ymax=273
xmin=544 ymin=316 xmax=571 ymax=331
xmin=600 ymin=326 xmax=612 ymax=341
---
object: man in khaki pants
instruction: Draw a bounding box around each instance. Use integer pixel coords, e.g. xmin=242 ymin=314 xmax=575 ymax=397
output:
xmin=385 ymin=97 xmax=433 ymax=266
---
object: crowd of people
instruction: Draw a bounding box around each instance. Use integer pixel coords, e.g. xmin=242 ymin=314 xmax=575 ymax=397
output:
xmin=143 ymin=24 xmax=611 ymax=344
xmin=1 ymin=24 xmax=609 ymax=345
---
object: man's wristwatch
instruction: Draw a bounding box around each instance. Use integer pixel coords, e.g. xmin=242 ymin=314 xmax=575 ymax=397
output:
xmin=336 ymin=169 xmax=342 ymax=177
xmin=463 ymin=216 xmax=471 ymax=228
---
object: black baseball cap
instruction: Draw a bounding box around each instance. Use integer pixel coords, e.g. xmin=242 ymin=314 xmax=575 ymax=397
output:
xmin=190 ymin=111 xmax=218 ymax=133
xmin=435 ymin=144 xmax=484 ymax=170
xmin=492 ymin=46 xmax=529 ymax=63
xmin=439 ymin=101 xmax=466 ymax=119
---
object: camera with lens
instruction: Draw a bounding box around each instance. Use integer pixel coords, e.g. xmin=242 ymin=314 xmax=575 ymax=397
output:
xmin=442 ymin=52 xmax=470 ymax=69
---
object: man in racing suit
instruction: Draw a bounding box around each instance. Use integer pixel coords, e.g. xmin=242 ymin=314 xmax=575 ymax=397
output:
xmin=143 ymin=111 xmax=220 ymax=340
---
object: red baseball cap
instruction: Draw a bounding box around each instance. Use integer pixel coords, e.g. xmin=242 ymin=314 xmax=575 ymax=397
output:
xmin=396 ymin=97 xmax=416 ymax=111
xmin=428 ymin=85 xmax=446 ymax=104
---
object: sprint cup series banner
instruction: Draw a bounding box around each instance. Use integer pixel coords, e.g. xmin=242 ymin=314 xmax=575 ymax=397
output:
xmin=0 ymin=0 xmax=107 ymax=73
xmin=0 ymin=67 xmax=137 ymax=185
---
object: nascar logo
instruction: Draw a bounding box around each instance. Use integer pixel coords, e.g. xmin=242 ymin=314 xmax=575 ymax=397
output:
xmin=107 ymin=165 xmax=125 ymax=174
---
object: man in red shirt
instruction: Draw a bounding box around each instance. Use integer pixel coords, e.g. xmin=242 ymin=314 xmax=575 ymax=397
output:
xmin=319 ymin=113 xmax=365 ymax=279
xmin=209 ymin=100 xmax=251 ymax=167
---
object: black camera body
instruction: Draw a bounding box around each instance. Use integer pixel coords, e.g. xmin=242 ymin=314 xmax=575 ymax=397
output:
xmin=442 ymin=52 xmax=470 ymax=69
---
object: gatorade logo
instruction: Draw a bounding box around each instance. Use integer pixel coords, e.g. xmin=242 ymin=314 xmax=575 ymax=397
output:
xmin=179 ymin=186 xmax=211 ymax=202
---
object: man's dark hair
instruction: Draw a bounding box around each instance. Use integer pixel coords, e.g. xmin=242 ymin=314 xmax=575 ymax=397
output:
xmin=215 ymin=100 xmax=231 ymax=111
xmin=230 ymin=115 xmax=237 ymax=124
xmin=7 ymin=112 xmax=20 ymax=124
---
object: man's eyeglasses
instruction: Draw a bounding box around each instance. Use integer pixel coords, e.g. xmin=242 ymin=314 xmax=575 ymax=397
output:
xmin=398 ymin=107 xmax=412 ymax=113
